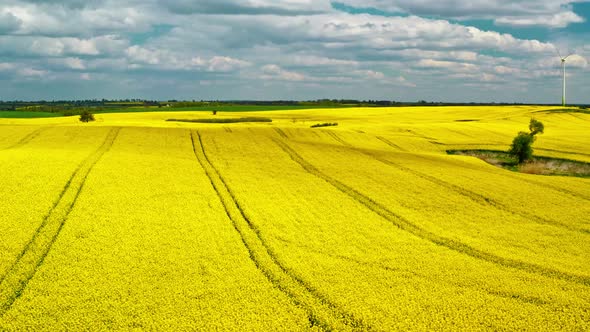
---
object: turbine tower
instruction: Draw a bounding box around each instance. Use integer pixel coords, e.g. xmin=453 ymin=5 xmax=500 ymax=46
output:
xmin=557 ymin=51 xmax=573 ymax=107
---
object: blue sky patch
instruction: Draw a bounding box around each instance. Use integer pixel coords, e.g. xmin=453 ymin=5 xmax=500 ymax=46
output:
xmin=0 ymin=0 xmax=588 ymax=103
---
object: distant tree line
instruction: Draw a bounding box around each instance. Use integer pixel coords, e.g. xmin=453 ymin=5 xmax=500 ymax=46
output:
xmin=1 ymin=99 xmax=588 ymax=113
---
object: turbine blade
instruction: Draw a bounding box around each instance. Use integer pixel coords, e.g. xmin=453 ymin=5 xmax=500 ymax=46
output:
xmin=555 ymin=47 xmax=563 ymax=59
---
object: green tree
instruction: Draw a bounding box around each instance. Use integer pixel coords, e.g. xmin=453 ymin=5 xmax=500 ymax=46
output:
xmin=508 ymin=118 xmax=544 ymax=164
xmin=509 ymin=132 xmax=535 ymax=163
xmin=79 ymin=110 xmax=95 ymax=123
xmin=529 ymin=118 xmax=544 ymax=136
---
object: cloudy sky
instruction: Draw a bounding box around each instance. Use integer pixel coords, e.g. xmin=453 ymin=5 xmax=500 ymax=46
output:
xmin=1 ymin=0 xmax=589 ymax=102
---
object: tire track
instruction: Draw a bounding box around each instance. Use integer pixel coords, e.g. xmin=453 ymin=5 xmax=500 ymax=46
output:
xmin=440 ymin=143 xmax=505 ymax=146
xmin=445 ymin=128 xmax=474 ymax=138
xmin=566 ymin=113 xmax=587 ymax=121
xmin=405 ymin=129 xmax=438 ymax=141
xmin=375 ymin=136 xmax=407 ymax=152
xmin=314 ymin=132 xmax=590 ymax=228
xmin=0 ymin=128 xmax=120 ymax=316
xmin=289 ymin=131 xmax=584 ymax=233
xmin=335 ymin=136 xmax=589 ymax=234
xmin=505 ymin=175 xmax=590 ymax=202
xmin=191 ymin=131 xmax=369 ymax=331
xmin=535 ymin=147 xmax=590 ymax=158
xmin=297 ymin=239 xmax=551 ymax=307
xmin=0 ymin=127 xmax=46 ymax=151
xmin=273 ymin=138 xmax=590 ymax=287
xmin=376 ymin=138 xmax=590 ymax=202
xmin=446 ymin=152 xmax=590 ymax=201
xmin=463 ymin=157 xmax=589 ymax=202
xmin=372 ymin=157 xmax=590 ymax=235
xmin=463 ymin=124 xmax=508 ymax=141
xmin=325 ymin=131 xmax=351 ymax=147
xmin=273 ymin=127 xmax=288 ymax=139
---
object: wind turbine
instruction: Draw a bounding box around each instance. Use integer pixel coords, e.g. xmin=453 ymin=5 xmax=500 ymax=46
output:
xmin=557 ymin=50 xmax=573 ymax=107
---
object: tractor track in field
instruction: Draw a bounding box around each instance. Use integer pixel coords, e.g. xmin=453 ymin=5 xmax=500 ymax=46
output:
xmin=503 ymin=175 xmax=590 ymax=202
xmin=373 ymin=157 xmax=590 ymax=235
xmin=342 ymin=135 xmax=590 ymax=235
xmin=317 ymin=132 xmax=588 ymax=233
xmin=190 ymin=131 xmax=369 ymax=332
xmin=463 ymin=123 xmax=510 ymax=141
xmin=325 ymin=131 xmax=351 ymax=147
xmin=564 ymin=113 xmax=587 ymax=121
xmin=0 ymin=128 xmax=120 ymax=316
xmin=287 ymin=240 xmax=423 ymax=279
xmin=534 ymin=147 xmax=590 ymax=158
xmin=465 ymin=159 xmax=590 ymax=202
xmin=273 ymin=127 xmax=289 ymax=139
xmin=405 ymin=129 xmax=438 ymax=141
xmin=376 ymin=136 xmax=407 ymax=152
xmin=293 ymin=238 xmax=552 ymax=307
xmin=0 ymin=127 xmax=47 ymax=151
xmin=445 ymin=128 xmax=475 ymax=138
xmin=437 ymin=143 xmax=505 ymax=147
xmin=272 ymin=137 xmax=590 ymax=287
xmin=375 ymin=136 xmax=590 ymax=202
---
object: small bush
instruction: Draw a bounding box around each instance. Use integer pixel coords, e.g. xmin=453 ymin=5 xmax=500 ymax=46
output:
xmin=311 ymin=122 xmax=338 ymax=128
xmin=79 ymin=110 xmax=95 ymax=123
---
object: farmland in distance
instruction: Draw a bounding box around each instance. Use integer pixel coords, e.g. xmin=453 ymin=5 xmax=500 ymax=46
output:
xmin=0 ymin=106 xmax=589 ymax=330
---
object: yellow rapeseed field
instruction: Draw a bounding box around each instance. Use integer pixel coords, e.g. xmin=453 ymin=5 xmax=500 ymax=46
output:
xmin=0 ymin=106 xmax=589 ymax=330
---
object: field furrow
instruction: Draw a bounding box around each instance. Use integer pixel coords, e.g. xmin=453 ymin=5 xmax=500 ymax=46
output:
xmin=1 ymin=127 xmax=312 ymax=330
xmin=376 ymin=136 xmax=407 ymax=151
xmin=273 ymin=127 xmax=289 ymax=139
xmin=371 ymin=134 xmax=590 ymax=204
xmin=502 ymin=174 xmax=590 ymax=201
xmin=375 ymin=133 xmax=590 ymax=201
xmin=438 ymin=152 xmax=590 ymax=201
xmin=301 ymin=129 xmax=590 ymax=235
xmin=0 ymin=128 xmax=120 ymax=315
xmin=378 ymin=156 xmax=589 ymax=234
xmin=0 ymin=127 xmax=116 ymax=278
xmin=279 ymin=130 xmax=590 ymax=276
xmin=192 ymin=130 xmax=367 ymax=331
xmin=273 ymin=137 xmax=590 ymax=287
xmin=0 ymin=128 xmax=119 ymax=286
xmin=345 ymin=144 xmax=590 ymax=234
xmin=325 ymin=131 xmax=351 ymax=147
xmin=0 ymin=127 xmax=47 ymax=151
xmin=195 ymin=127 xmax=589 ymax=330
xmin=533 ymin=148 xmax=590 ymax=158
